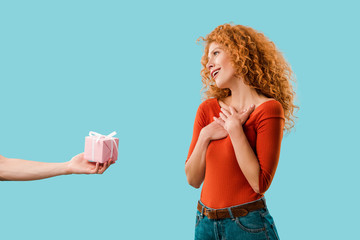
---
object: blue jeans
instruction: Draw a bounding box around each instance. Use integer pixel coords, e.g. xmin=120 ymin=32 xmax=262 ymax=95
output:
xmin=195 ymin=199 xmax=280 ymax=240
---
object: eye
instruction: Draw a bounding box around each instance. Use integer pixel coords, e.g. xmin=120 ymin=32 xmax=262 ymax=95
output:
xmin=213 ymin=51 xmax=220 ymax=56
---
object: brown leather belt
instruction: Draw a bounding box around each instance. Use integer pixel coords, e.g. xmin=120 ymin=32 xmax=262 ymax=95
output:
xmin=197 ymin=199 xmax=266 ymax=220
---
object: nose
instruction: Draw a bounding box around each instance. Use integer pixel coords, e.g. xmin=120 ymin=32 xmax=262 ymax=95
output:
xmin=206 ymin=59 xmax=214 ymax=70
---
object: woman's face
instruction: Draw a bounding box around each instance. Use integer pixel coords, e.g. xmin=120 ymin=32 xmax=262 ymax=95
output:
xmin=206 ymin=42 xmax=236 ymax=89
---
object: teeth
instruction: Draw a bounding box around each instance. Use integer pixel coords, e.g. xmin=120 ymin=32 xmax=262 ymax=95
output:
xmin=212 ymin=70 xmax=219 ymax=78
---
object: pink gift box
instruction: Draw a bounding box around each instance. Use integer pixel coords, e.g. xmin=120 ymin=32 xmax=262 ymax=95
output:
xmin=84 ymin=131 xmax=119 ymax=163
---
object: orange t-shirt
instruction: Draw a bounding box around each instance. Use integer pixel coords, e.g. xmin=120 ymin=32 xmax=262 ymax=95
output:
xmin=186 ymin=98 xmax=285 ymax=209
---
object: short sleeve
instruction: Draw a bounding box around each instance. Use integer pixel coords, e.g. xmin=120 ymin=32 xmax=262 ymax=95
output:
xmin=185 ymin=103 xmax=208 ymax=164
xmin=255 ymin=102 xmax=285 ymax=194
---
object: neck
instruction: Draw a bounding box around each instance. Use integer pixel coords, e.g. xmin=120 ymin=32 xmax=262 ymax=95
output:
xmin=228 ymin=80 xmax=262 ymax=111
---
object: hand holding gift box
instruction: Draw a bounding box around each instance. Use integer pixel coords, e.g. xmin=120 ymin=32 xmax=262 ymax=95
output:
xmin=84 ymin=131 xmax=119 ymax=163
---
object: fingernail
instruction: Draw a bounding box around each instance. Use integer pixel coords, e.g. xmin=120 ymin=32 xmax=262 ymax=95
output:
xmin=251 ymin=104 xmax=255 ymax=107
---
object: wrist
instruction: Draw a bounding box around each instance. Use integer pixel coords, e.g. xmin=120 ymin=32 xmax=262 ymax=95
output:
xmin=62 ymin=161 xmax=72 ymax=175
xmin=228 ymin=125 xmax=244 ymax=137
xmin=199 ymin=129 xmax=211 ymax=143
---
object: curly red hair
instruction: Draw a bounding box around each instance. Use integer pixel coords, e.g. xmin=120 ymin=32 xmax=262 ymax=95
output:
xmin=198 ymin=23 xmax=299 ymax=133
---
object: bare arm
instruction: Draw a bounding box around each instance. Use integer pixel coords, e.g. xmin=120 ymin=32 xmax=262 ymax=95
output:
xmin=228 ymin=129 xmax=261 ymax=193
xmin=0 ymin=153 xmax=112 ymax=181
xmin=185 ymin=120 xmax=228 ymax=188
xmin=185 ymin=130 xmax=210 ymax=188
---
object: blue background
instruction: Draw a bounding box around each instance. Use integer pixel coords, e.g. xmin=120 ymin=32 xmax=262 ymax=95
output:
xmin=1 ymin=0 xmax=359 ymax=239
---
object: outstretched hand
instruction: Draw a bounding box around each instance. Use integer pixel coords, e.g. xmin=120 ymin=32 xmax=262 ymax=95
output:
xmin=213 ymin=104 xmax=256 ymax=134
xmin=66 ymin=153 xmax=115 ymax=175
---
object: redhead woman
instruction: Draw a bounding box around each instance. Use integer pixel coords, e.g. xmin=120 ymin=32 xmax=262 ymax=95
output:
xmin=185 ymin=24 xmax=298 ymax=240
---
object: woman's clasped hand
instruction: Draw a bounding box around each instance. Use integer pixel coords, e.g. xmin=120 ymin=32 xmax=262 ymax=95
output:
xmin=213 ymin=104 xmax=256 ymax=135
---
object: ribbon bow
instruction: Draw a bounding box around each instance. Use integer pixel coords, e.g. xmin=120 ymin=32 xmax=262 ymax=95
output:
xmin=89 ymin=131 xmax=117 ymax=141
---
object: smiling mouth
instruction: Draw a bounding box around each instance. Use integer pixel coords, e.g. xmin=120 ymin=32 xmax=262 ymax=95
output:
xmin=211 ymin=69 xmax=220 ymax=79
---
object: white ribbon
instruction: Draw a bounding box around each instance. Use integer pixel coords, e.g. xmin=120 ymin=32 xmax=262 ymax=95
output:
xmin=89 ymin=131 xmax=118 ymax=161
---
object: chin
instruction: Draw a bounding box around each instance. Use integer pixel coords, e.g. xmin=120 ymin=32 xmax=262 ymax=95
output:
xmin=215 ymin=80 xmax=229 ymax=89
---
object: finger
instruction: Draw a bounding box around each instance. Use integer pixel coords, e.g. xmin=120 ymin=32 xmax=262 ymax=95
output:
xmin=229 ymin=106 xmax=237 ymax=115
xmin=99 ymin=161 xmax=108 ymax=174
xmin=243 ymin=104 xmax=255 ymax=114
xmin=248 ymin=104 xmax=256 ymax=113
xmin=219 ymin=112 xmax=227 ymax=121
xmin=240 ymin=105 xmax=253 ymax=114
xmin=218 ymin=100 xmax=229 ymax=109
xmin=97 ymin=163 xmax=104 ymax=174
xmin=242 ymin=104 xmax=256 ymax=119
xmin=213 ymin=117 xmax=225 ymax=127
xmin=104 ymin=161 xmax=110 ymax=171
xmin=93 ymin=162 xmax=100 ymax=174
xmin=220 ymin=108 xmax=231 ymax=117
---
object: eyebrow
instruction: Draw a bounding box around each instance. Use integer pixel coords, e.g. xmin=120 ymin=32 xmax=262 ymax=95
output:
xmin=208 ymin=47 xmax=221 ymax=58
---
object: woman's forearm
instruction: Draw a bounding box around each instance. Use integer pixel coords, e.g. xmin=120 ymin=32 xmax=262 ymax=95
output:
xmin=0 ymin=155 xmax=69 ymax=181
xmin=228 ymin=129 xmax=261 ymax=193
xmin=185 ymin=131 xmax=210 ymax=188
